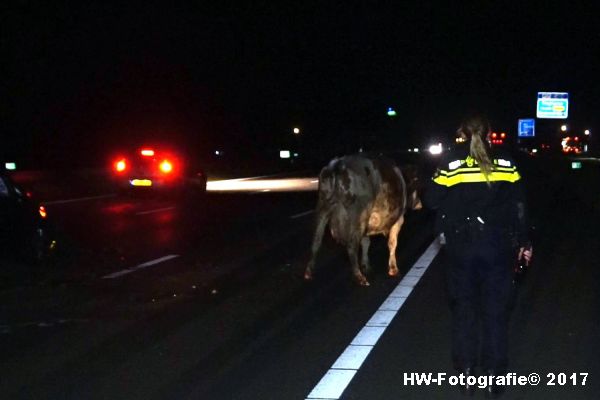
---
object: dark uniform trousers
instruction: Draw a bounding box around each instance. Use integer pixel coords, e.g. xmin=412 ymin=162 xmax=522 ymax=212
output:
xmin=444 ymin=223 xmax=513 ymax=373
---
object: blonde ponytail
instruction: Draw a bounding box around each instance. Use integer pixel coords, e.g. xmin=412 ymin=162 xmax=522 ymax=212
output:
xmin=470 ymin=133 xmax=493 ymax=179
xmin=460 ymin=114 xmax=494 ymax=185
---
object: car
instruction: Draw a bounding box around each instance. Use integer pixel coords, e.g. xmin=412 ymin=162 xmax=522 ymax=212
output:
xmin=0 ymin=171 xmax=56 ymax=263
xmin=561 ymin=136 xmax=583 ymax=154
xmin=110 ymin=146 xmax=207 ymax=196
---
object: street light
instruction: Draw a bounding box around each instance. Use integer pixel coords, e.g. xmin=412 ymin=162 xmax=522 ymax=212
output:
xmin=561 ymin=124 xmax=568 ymax=132
xmin=584 ymin=129 xmax=591 ymax=136
xmin=293 ymin=127 xmax=300 ymax=135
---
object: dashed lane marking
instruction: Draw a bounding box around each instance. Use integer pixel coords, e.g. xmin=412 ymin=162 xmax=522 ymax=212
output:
xmin=43 ymin=194 xmax=116 ymax=205
xmin=135 ymin=206 xmax=176 ymax=216
xmin=290 ymin=210 xmax=315 ymax=219
xmin=305 ymin=237 xmax=442 ymax=400
xmin=101 ymin=255 xmax=180 ymax=279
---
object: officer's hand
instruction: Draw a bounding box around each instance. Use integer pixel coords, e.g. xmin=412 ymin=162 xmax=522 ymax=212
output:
xmin=518 ymin=245 xmax=533 ymax=264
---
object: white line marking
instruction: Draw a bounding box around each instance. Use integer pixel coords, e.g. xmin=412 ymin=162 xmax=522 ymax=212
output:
xmin=307 ymin=370 xmax=357 ymax=400
xmin=350 ymin=326 xmax=386 ymax=346
xmin=43 ymin=194 xmax=116 ymax=205
xmin=290 ymin=210 xmax=315 ymax=219
xmin=366 ymin=310 xmax=397 ymax=327
xmin=331 ymin=345 xmax=372 ymax=370
xmin=378 ymin=296 xmax=407 ymax=311
xmin=135 ymin=206 xmax=176 ymax=216
xmin=306 ymin=238 xmax=442 ymax=400
xmin=101 ymin=255 xmax=180 ymax=279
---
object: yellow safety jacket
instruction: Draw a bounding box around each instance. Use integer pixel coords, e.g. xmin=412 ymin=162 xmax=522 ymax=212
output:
xmin=423 ymin=145 xmax=528 ymax=246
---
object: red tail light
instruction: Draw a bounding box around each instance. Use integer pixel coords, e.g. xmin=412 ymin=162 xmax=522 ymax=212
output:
xmin=39 ymin=206 xmax=47 ymax=219
xmin=114 ymin=159 xmax=127 ymax=172
xmin=159 ymin=160 xmax=173 ymax=173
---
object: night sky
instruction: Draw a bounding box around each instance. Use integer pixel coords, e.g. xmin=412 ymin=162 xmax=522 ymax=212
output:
xmin=3 ymin=2 xmax=599 ymax=166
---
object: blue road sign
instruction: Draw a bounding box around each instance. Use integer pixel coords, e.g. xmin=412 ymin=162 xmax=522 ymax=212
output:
xmin=536 ymin=92 xmax=569 ymax=119
xmin=518 ymin=118 xmax=535 ymax=137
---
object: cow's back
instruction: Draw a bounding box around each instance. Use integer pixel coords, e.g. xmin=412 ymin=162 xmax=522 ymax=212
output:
xmin=317 ymin=156 xmax=381 ymax=243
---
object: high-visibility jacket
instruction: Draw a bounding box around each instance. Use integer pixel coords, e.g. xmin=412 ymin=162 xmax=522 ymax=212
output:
xmin=423 ymin=144 xmax=529 ymax=247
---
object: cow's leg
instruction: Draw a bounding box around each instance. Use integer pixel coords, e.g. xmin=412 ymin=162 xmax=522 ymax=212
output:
xmin=304 ymin=210 xmax=329 ymax=280
xmin=349 ymin=236 xmax=369 ymax=286
xmin=360 ymin=236 xmax=371 ymax=274
xmin=387 ymin=215 xmax=405 ymax=276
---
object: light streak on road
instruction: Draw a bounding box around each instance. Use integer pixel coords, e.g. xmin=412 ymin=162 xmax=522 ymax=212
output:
xmin=207 ymin=177 xmax=318 ymax=192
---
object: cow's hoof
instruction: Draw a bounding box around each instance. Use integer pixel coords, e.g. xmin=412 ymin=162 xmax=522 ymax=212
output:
xmin=354 ymin=274 xmax=370 ymax=286
xmin=304 ymin=270 xmax=313 ymax=280
xmin=388 ymin=267 xmax=399 ymax=277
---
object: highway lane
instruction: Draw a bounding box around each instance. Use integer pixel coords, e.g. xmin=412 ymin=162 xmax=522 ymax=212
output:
xmin=0 ymin=170 xmax=435 ymax=399
xmin=2 ymin=154 xmax=600 ymax=399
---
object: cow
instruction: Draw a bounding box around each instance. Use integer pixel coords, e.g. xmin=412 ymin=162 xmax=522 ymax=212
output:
xmin=304 ymin=155 xmax=422 ymax=286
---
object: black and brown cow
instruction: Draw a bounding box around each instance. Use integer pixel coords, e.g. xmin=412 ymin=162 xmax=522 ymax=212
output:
xmin=304 ymin=155 xmax=422 ymax=286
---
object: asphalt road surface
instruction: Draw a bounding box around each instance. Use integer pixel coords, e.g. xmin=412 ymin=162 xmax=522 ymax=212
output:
xmin=1 ymin=154 xmax=600 ymax=399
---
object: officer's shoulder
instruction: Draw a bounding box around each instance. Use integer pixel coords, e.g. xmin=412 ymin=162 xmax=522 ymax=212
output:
xmin=438 ymin=145 xmax=468 ymax=167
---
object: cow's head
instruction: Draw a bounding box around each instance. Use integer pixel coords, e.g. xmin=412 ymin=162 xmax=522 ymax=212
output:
xmin=402 ymin=165 xmax=423 ymax=210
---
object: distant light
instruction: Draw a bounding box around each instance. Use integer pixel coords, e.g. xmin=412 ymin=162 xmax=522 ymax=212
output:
xmin=5 ymin=162 xmax=16 ymax=170
xmin=140 ymin=149 xmax=155 ymax=156
xmin=561 ymin=124 xmax=568 ymax=132
xmin=293 ymin=153 xmax=299 ymax=157
xmin=429 ymin=143 xmax=443 ymax=155
xmin=293 ymin=127 xmax=300 ymax=135
xmin=532 ymin=149 xmax=538 ymax=153
xmin=159 ymin=160 xmax=173 ymax=173
xmin=584 ymin=129 xmax=590 ymax=135
xmin=413 ymin=148 xmax=419 ymax=153
xmin=572 ymin=161 xmax=582 ymax=170
xmin=408 ymin=149 xmax=412 ymax=152
xmin=215 ymin=150 xmax=221 ymax=156
xmin=280 ymin=150 xmax=291 ymax=159
xmin=115 ymin=159 xmax=127 ymax=172
xmin=500 ymin=132 xmax=506 ymax=139
xmin=387 ymin=107 xmax=397 ymax=117
xmin=38 ymin=206 xmax=47 ymax=219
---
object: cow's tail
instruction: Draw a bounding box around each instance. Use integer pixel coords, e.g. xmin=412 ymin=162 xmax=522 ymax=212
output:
xmin=316 ymin=159 xmax=350 ymax=242
xmin=394 ymin=165 xmax=408 ymax=215
xmin=318 ymin=158 xmax=346 ymax=204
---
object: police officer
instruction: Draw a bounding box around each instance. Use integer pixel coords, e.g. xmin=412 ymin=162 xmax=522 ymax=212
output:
xmin=423 ymin=114 xmax=532 ymax=398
